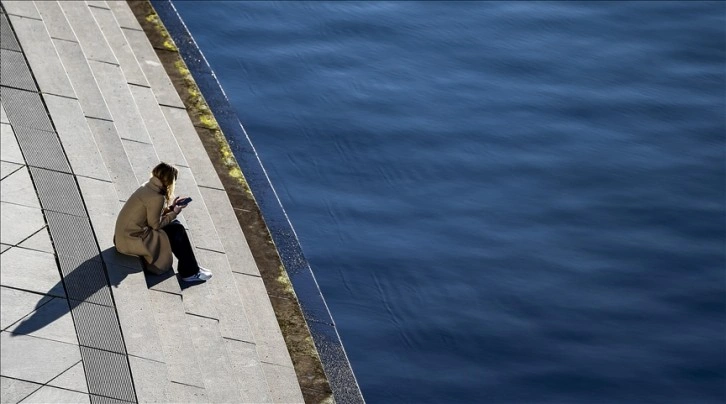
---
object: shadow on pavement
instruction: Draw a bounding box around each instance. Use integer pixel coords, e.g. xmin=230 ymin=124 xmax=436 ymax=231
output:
xmin=9 ymin=247 xmax=204 ymax=337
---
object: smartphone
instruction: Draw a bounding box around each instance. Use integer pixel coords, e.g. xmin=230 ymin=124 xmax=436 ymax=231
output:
xmin=176 ymin=197 xmax=192 ymax=206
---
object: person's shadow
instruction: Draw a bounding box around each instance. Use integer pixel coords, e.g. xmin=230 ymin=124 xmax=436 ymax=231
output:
xmin=8 ymin=247 xmax=201 ymax=338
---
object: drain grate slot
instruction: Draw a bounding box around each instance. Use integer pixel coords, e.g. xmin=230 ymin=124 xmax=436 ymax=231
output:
xmin=14 ymin=126 xmax=72 ymax=173
xmin=44 ymin=210 xmax=100 ymax=263
xmin=0 ymin=14 xmax=21 ymax=51
xmin=30 ymin=167 xmax=85 ymax=216
xmin=3 ymin=13 xmax=136 ymax=403
xmin=58 ymin=256 xmax=113 ymax=307
xmin=80 ymin=346 xmax=136 ymax=403
xmin=0 ymin=87 xmax=54 ymax=131
xmin=1 ymin=48 xmax=36 ymax=91
xmin=70 ymin=300 xmax=127 ymax=354
xmin=90 ymin=395 xmax=135 ymax=404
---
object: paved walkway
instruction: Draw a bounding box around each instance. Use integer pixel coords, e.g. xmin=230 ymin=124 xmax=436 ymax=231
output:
xmin=0 ymin=1 xmax=304 ymax=402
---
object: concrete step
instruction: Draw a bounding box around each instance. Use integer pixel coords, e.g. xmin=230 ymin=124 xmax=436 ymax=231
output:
xmin=9 ymin=0 xmax=302 ymax=401
xmin=109 ymin=3 xmax=304 ymax=400
xmin=89 ymin=1 xmax=258 ymax=347
xmin=8 ymin=2 xmax=206 ymax=401
xmin=49 ymin=2 xmax=278 ymax=401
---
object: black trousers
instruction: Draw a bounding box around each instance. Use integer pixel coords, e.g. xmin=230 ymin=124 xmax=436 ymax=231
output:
xmin=162 ymin=220 xmax=199 ymax=277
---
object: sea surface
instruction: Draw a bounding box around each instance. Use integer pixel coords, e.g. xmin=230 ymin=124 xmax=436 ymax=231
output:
xmin=173 ymin=2 xmax=725 ymax=403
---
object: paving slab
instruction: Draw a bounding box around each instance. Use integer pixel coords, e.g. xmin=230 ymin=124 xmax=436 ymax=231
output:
xmin=233 ymin=272 xmax=294 ymax=367
xmin=2 ymin=1 xmax=41 ymax=20
xmin=43 ymin=94 xmax=111 ymax=181
xmin=0 ymin=202 xmax=45 ymax=246
xmin=261 ymin=362 xmax=305 ymax=404
xmin=199 ymin=186 xmax=261 ymax=276
xmin=179 ymin=275 xmax=218 ymax=321
xmin=89 ymin=6 xmax=148 ymax=87
xmin=146 ymin=270 xmax=182 ymax=295
xmin=88 ymin=60 xmax=151 ymax=144
xmin=58 ymin=1 xmax=117 ymax=64
xmin=0 ymin=160 xmax=23 ymax=180
xmin=0 ymin=166 xmax=40 ymax=208
xmin=120 ymin=138 xmax=159 ymax=184
xmin=195 ymin=248 xmax=254 ymax=343
xmin=106 ymin=264 xmax=165 ymax=363
xmin=0 ymin=122 xmax=24 ymax=164
xmin=7 ymin=14 xmax=75 ymax=98
xmin=0 ymin=376 xmax=42 ymax=403
xmin=121 ymin=28 xmax=184 ymax=108
xmin=75 ymin=176 xmax=119 ymax=245
xmin=20 ymin=384 xmax=90 ymax=403
xmin=85 ymin=117 xmax=139 ymax=200
xmin=7 ymin=297 xmax=77 ymax=345
xmin=127 ymin=356 xmax=168 ymax=403
xmin=147 ymin=289 xmax=204 ymax=388
xmin=175 ymin=166 xmax=224 ymax=252
xmin=224 ymin=338 xmax=272 ymax=403
xmin=186 ymin=314 xmax=243 ymax=403
xmin=33 ymin=1 xmax=76 ymax=42
xmin=76 ymin=175 xmax=144 ymax=272
xmin=52 ymin=39 xmax=113 ymax=121
xmin=160 ymin=105 xmax=225 ymax=190
xmin=86 ymin=1 xmax=110 ymax=10
xmin=47 ymin=360 xmax=88 ymax=393
xmin=0 ymin=331 xmax=81 ymax=384
xmin=166 ymin=381 xmax=208 ymax=404
xmin=0 ymin=246 xmax=66 ymax=298
xmin=18 ymin=226 xmax=53 ymax=254
xmin=128 ymin=84 xmax=186 ymax=166
xmin=0 ymin=244 xmax=11 ymax=253
xmin=0 ymin=286 xmax=52 ymax=330
xmin=106 ymin=1 xmax=142 ymax=31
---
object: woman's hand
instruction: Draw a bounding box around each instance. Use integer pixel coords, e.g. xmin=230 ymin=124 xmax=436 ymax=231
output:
xmin=173 ymin=203 xmax=185 ymax=214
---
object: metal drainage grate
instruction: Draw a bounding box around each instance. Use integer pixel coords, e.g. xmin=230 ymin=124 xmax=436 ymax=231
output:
xmin=80 ymin=346 xmax=136 ymax=403
xmin=0 ymin=14 xmax=21 ymax=51
xmin=14 ymin=126 xmax=72 ymax=173
xmin=0 ymin=86 xmax=54 ymax=132
xmin=0 ymin=48 xmax=36 ymax=91
xmin=29 ymin=167 xmax=86 ymax=217
xmin=90 ymin=395 xmax=135 ymax=404
xmin=70 ymin=299 xmax=127 ymax=354
xmin=57 ymin=256 xmax=113 ymax=307
xmin=3 ymin=13 xmax=137 ymax=403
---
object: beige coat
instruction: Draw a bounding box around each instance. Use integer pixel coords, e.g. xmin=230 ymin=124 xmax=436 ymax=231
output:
xmin=114 ymin=177 xmax=178 ymax=274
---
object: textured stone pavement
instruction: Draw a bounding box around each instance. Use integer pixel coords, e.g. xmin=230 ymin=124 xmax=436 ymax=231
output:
xmin=0 ymin=1 xmax=304 ymax=402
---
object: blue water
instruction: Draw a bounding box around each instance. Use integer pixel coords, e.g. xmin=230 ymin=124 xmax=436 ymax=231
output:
xmin=173 ymin=2 xmax=726 ymax=403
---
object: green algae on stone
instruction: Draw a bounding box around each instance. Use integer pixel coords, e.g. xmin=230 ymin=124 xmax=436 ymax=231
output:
xmin=135 ymin=3 xmax=336 ymax=399
xmin=145 ymin=14 xmax=178 ymax=51
xmin=169 ymin=57 xmax=254 ymax=196
xmin=276 ymin=265 xmax=296 ymax=296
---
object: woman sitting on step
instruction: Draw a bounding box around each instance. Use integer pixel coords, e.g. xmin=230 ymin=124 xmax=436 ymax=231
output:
xmin=114 ymin=162 xmax=212 ymax=282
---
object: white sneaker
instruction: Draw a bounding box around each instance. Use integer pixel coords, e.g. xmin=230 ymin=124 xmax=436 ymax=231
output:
xmin=182 ymin=268 xmax=212 ymax=282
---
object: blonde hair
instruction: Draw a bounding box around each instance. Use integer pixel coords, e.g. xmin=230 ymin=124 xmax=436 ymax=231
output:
xmin=151 ymin=162 xmax=178 ymax=206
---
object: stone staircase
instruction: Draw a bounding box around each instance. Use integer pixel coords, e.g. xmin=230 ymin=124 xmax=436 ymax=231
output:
xmin=1 ymin=1 xmax=304 ymax=402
